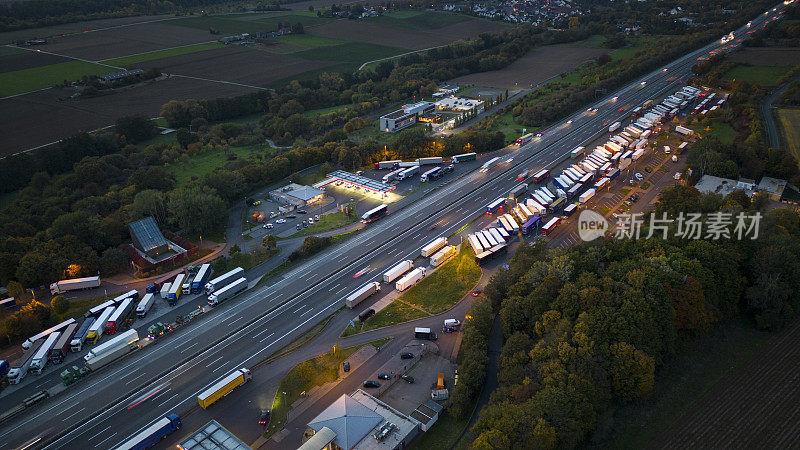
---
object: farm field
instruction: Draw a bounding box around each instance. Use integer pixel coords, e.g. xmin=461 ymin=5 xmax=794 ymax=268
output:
xmin=451 ymin=45 xmax=608 ymax=89
xmin=723 ymin=64 xmax=792 ymax=86
xmin=648 ymin=317 xmax=800 ymax=448
xmin=0 ymin=76 xmax=255 ymax=154
xmin=308 ymin=17 xmax=509 ymax=50
xmin=777 ymin=108 xmax=800 ymax=168
xmin=0 ymin=10 xmax=514 ymax=154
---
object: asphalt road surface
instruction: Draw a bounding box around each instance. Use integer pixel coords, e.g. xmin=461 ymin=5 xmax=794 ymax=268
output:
xmin=0 ymin=4 xmax=786 ymax=449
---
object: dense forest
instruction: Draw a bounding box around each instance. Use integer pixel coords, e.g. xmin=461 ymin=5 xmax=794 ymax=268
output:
xmin=451 ymin=187 xmax=800 ymax=448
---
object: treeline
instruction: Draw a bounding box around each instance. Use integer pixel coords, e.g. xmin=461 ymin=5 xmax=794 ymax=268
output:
xmin=451 ymin=187 xmax=800 ymax=448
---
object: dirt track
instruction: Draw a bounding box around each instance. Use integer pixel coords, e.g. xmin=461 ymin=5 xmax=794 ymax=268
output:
xmin=648 ymin=317 xmax=800 ymax=449
xmin=451 ymin=46 xmax=606 ymax=89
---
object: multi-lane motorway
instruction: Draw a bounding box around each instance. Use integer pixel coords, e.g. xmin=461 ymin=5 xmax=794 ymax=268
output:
xmin=0 ymin=4 xmax=787 ymax=448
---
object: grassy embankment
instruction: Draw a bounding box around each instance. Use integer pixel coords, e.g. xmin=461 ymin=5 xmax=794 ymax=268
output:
xmin=343 ymin=244 xmax=480 ymax=336
xmin=777 ymin=108 xmax=800 ymax=168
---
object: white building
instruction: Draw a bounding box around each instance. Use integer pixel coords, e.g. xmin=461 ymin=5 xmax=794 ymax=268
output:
xmin=434 ymin=96 xmax=485 ymax=113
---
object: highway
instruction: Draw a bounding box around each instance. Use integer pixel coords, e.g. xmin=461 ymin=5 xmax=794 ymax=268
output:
xmin=0 ymin=4 xmax=786 ymax=448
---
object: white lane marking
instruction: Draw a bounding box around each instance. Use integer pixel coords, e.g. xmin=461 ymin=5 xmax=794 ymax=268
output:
xmin=252 ymin=327 xmax=272 ymax=339
xmin=87 ymin=426 xmax=111 ymax=441
xmin=259 ymin=332 xmax=275 ymax=343
xmin=180 ymin=342 xmax=199 ymax=353
xmin=94 ymin=432 xmax=117 ymax=448
xmin=61 ymin=408 xmax=85 ymax=422
xmin=204 ymin=355 xmax=224 ymax=368
xmin=124 ymin=373 xmax=146 ymax=386
xmin=158 ymin=392 xmax=182 ymax=408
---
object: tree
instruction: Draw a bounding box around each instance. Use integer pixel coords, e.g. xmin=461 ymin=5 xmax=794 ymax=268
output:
xmin=262 ymin=234 xmax=277 ymax=249
xmin=115 ymin=115 xmax=157 ymax=143
xmin=129 ymin=190 xmax=168 ymax=226
xmin=291 ymin=22 xmax=304 ymax=34
xmin=51 ymin=295 xmax=69 ymax=316
xmin=176 ymin=128 xmax=193 ymax=149
xmin=99 ymin=248 xmax=128 ymax=277
xmin=6 ymin=281 xmax=24 ymax=300
xmin=167 ymin=185 xmax=227 ymax=236
xmin=308 ymin=5 xmax=314 ymax=11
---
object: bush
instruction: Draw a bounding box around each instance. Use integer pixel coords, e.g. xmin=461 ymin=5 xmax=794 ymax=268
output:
xmin=288 ymin=236 xmax=332 ymax=262
xmin=51 ymin=295 xmax=69 ymax=316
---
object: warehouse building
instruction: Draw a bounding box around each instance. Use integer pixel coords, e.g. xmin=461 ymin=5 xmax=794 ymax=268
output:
xmin=269 ymin=183 xmax=326 ymax=207
xmin=378 ymin=101 xmax=435 ymax=132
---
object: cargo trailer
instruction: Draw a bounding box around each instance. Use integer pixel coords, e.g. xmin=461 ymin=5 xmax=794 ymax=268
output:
xmin=85 ymin=306 xmax=115 ymax=345
xmin=50 ymin=276 xmax=101 ymax=295
xmin=7 ymin=339 xmax=44 ymax=384
xmin=345 ymin=282 xmax=380 ymax=309
xmin=115 ymin=414 xmax=182 ymax=450
xmin=396 ymin=268 xmax=426 ymax=292
xmin=30 ymin=331 xmax=61 ymax=375
xmin=451 ymin=152 xmax=477 ymax=163
xmin=207 ymin=277 xmax=248 ymax=307
xmin=136 ymin=293 xmax=156 ymax=318
xmin=421 ymin=237 xmax=447 ymax=258
xmin=191 ymin=264 xmax=212 ymax=295
xmin=70 ymin=317 xmax=95 ymax=352
xmin=49 ymin=322 xmax=79 ymax=364
xmin=430 ymin=245 xmax=456 ymax=268
xmin=22 ymin=318 xmax=77 ymax=350
xmin=205 ymin=267 xmax=245 ymax=294
xmin=383 ymin=260 xmax=413 ymax=283
xmin=105 ymin=297 xmax=134 ymax=335
xmin=167 ymin=274 xmax=184 ymax=306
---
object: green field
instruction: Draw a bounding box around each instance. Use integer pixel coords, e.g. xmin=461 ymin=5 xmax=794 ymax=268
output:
xmin=691 ymin=119 xmax=737 ymax=145
xmin=165 ymin=145 xmax=262 ymax=187
xmin=401 ymin=244 xmax=481 ymax=314
xmin=723 ymin=65 xmax=793 ymax=86
xmin=172 ymin=13 xmax=332 ymax=35
xmin=293 ymin=41 xmax=408 ymax=63
xmin=360 ymin=300 xmax=429 ymax=333
xmin=291 ymin=210 xmax=358 ymax=237
xmin=368 ymin=10 xmax=472 ymax=30
xmin=301 ymin=103 xmax=353 ymax=117
xmin=555 ymin=34 xmax=607 ymax=49
xmin=611 ymin=36 xmax=662 ymax=62
xmin=102 ymin=42 xmax=225 ymax=66
xmin=0 ymin=60 xmax=115 ymax=96
xmin=0 ymin=45 xmax=25 ymax=56
xmin=274 ymin=33 xmax=345 ymax=49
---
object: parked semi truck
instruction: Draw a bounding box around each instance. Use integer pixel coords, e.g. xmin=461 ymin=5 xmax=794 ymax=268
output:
xmin=451 ymin=152 xmax=476 ymax=163
xmin=383 ymin=260 xmax=413 ymax=283
xmin=167 ymin=274 xmax=184 ymax=306
xmin=159 ymin=283 xmax=171 ymax=300
xmin=421 ymin=237 xmax=447 ymax=258
xmin=197 ymin=368 xmax=252 ymax=409
xmin=84 ymin=329 xmax=140 ymax=371
xmin=396 ymin=267 xmax=426 ymax=292
xmin=70 ymin=317 xmax=96 ymax=352
xmin=417 ymin=157 xmax=443 ymax=165
xmin=205 ymin=267 xmax=245 ymax=294
xmin=115 ymin=413 xmax=182 ymax=450
xmin=430 ymin=245 xmax=456 ymax=268
xmin=7 ymin=339 xmax=44 ymax=384
xmin=50 ymin=276 xmax=101 ymax=295
xmin=30 ymin=331 xmax=61 ymax=375
xmin=190 ymin=264 xmax=212 ymax=295
xmin=346 ymin=282 xmax=380 ymax=309
xmin=85 ymin=306 xmax=115 ymax=345
xmin=22 ymin=318 xmax=76 ymax=350
xmin=375 ymin=160 xmax=402 ymax=170
xmin=105 ymin=298 xmax=135 ymax=335
xmin=49 ymin=321 xmax=80 ymax=364
xmin=207 ymin=277 xmax=248 ymax=306
xmin=136 ymin=293 xmax=156 ymax=319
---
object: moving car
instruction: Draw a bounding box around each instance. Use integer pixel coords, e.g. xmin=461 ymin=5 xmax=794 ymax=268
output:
xmin=400 ymin=352 xmax=414 ymax=359
xmin=276 ymin=218 xmax=286 ymax=224
xmin=343 ymin=361 xmax=350 ymax=372
xmin=378 ymin=373 xmax=391 ymax=380
xmin=262 ymin=223 xmax=273 ymax=229
xmin=363 ymin=380 xmax=380 ymax=388
xmin=471 ymin=289 xmax=482 ymax=297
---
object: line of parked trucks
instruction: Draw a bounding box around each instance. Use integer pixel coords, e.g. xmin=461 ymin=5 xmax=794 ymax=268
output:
xmin=343 ymin=236 xmax=456 ymax=325
xmin=8 ymin=263 xmax=252 ymax=388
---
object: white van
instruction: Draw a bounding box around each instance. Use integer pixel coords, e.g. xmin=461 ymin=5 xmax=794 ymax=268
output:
xmin=664 ymin=146 xmax=671 ymax=154
xmin=444 ymin=319 xmax=461 ymax=328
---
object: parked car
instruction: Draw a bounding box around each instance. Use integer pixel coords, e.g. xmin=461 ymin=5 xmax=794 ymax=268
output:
xmin=308 ymin=218 xmax=314 ymax=225
xmin=400 ymin=375 xmax=414 ymax=383
xmin=286 ymin=214 xmax=297 ymax=219
xmin=442 ymin=326 xmax=457 ymax=333
xmin=378 ymin=373 xmax=391 ymax=380
xmin=471 ymin=289 xmax=483 ymax=297
xmin=314 ymin=215 xmax=320 ymax=221
xmin=645 ymin=167 xmax=652 ymax=173
xmin=343 ymin=361 xmax=350 ymax=372
xmin=258 ymin=409 xmax=270 ymax=426
xmin=263 ymin=223 xmax=273 ymax=229
xmin=298 ymin=210 xmax=308 ymax=214
xmin=635 ymin=173 xmax=643 ymax=180
xmin=400 ymin=352 xmax=414 ymax=360
xmin=276 ymin=218 xmax=286 ymax=224
xmin=302 ymin=222 xmax=308 ymax=228
xmin=363 ymin=380 xmax=380 ymax=388
xmin=296 ymin=224 xmax=301 ymax=231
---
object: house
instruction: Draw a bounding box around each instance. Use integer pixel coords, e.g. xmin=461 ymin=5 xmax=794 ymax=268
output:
xmin=269 ymin=183 xmax=325 ymax=207
xmin=757 ymin=176 xmax=787 ymax=201
xmin=694 ymin=175 xmax=755 ymax=197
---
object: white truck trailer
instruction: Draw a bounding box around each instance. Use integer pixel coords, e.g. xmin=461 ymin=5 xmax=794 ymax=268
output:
xmin=421 ymin=237 xmax=447 ymax=258
xmin=345 ymin=282 xmax=380 ymax=309
xmin=207 ymin=277 xmax=248 ymax=306
xmin=396 ymin=268 xmax=426 ymax=292
xmin=431 ymin=246 xmax=456 ymax=268
xmin=7 ymin=339 xmax=44 ymax=384
xmin=160 ymin=282 xmax=171 ymax=300
xmin=29 ymin=331 xmax=61 ymax=375
xmin=49 ymin=276 xmax=101 ymax=295
xmin=205 ymin=267 xmax=245 ymax=294
xmin=22 ymin=318 xmax=76 ymax=350
xmin=383 ymin=260 xmax=413 ymax=283
xmin=84 ymin=329 xmax=139 ymax=371
xmin=136 ymin=293 xmax=156 ymax=319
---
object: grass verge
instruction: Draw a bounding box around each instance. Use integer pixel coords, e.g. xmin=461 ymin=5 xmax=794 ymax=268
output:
xmin=291 ymin=210 xmax=358 ymax=237
xmin=414 ymin=410 xmax=471 ymax=449
xmin=264 ymin=338 xmax=389 ymax=439
xmin=401 ymin=244 xmax=480 ymax=314
xmin=361 ymin=300 xmax=429 ymax=333
xmin=777 ymin=108 xmax=800 ymax=168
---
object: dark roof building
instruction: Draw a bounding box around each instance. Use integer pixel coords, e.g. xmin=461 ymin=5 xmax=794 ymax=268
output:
xmin=129 ymin=217 xmax=169 ymax=258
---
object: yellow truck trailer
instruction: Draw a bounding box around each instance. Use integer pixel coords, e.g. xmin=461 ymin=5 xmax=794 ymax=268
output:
xmin=197 ymin=368 xmax=252 ymax=409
